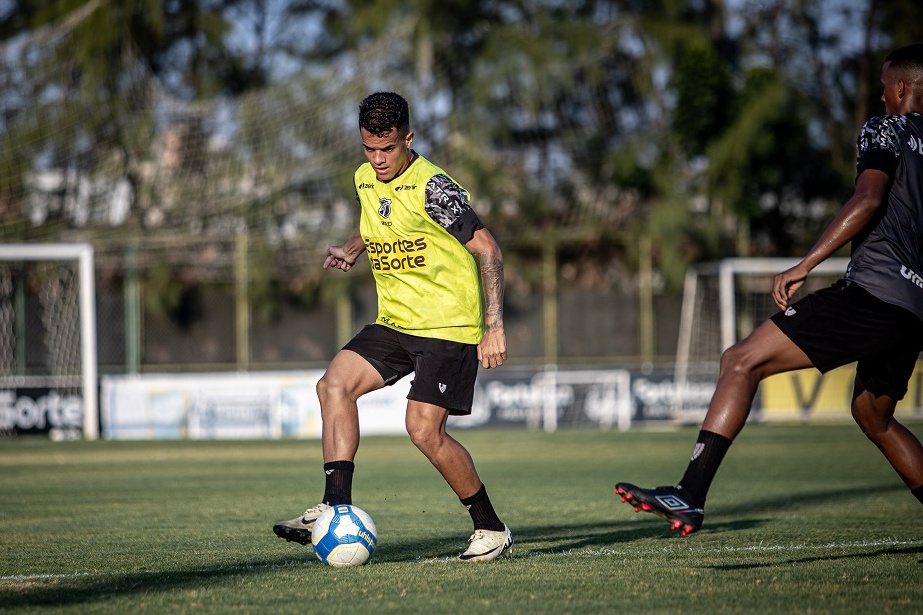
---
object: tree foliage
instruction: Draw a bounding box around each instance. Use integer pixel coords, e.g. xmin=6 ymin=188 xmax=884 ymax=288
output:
xmin=2 ymin=0 xmax=922 ymax=288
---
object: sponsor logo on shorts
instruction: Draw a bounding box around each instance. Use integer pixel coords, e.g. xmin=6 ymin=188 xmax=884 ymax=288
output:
xmin=439 ymin=383 xmax=447 ymax=393
xmin=784 ymin=307 xmax=797 ymax=316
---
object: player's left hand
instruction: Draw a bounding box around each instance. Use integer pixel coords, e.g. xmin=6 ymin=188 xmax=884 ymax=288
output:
xmin=477 ymin=327 xmax=507 ymax=369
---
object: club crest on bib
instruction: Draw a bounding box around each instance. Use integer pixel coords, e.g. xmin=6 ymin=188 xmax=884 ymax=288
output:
xmin=378 ymin=198 xmax=392 ymax=219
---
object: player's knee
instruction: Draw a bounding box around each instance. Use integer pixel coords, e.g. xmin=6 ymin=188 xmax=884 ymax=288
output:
xmin=406 ymin=422 xmax=440 ymax=454
xmin=718 ymin=343 xmax=759 ymax=379
xmin=851 ymin=394 xmax=897 ymax=436
xmin=316 ymin=373 xmax=350 ymax=405
xmin=852 ymin=405 xmax=882 ymax=437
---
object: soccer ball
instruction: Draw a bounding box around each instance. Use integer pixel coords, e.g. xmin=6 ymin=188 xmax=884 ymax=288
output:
xmin=311 ymin=504 xmax=378 ymax=567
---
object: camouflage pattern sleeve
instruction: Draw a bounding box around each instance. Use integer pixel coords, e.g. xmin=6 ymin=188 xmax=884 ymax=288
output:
xmin=424 ymin=174 xmax=484 ymax=244
xmin=856 ymin=115 xmax=902 ymax=177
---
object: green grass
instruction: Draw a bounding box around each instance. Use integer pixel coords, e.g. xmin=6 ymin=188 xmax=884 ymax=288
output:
xmin=2 ymin=423 xmax=922 ymax=614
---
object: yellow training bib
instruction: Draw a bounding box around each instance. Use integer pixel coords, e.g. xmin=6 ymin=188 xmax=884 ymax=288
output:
xmin=355 ymin=155 xmax=483 ymax=344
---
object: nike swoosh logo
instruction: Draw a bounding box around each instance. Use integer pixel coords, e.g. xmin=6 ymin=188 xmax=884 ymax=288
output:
xmin=460 ymin=545 xmax=500 ymax=560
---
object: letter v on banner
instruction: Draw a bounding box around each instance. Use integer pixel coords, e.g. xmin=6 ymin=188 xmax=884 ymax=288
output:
xmin=790 ymin=371 xmax=825 ymax=418
xmin=764 ymin=364 xmax=922 ymax=420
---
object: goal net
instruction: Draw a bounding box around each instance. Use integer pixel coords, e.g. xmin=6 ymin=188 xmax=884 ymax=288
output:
xmin=671 ymin=257 xmax=850 ymax=422
xmin=0 ymin=244 xmax=98 ymax=440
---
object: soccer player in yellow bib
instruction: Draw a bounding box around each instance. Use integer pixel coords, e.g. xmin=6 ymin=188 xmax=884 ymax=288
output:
xmin=274 ymin=92 xmax=512 ymax=561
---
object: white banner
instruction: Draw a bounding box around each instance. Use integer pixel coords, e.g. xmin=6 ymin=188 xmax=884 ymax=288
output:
xmin=101 ymin=372 xmax=411 ymax=440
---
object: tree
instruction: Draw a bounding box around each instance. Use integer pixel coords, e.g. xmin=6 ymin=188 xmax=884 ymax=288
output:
xmin=0 ymin=0 xmax=276 ymax=238
xmin=3 ymin=0 xmax=918 ymax=278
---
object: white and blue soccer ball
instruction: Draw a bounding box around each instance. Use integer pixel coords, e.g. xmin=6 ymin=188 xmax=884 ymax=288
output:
xmin=311 ymin=504 xmax=378 ymax=567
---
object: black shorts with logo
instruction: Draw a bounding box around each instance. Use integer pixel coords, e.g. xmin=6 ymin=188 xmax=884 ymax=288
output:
xmin=770 ymin=279 xmax=923 ymax=400
xmin=342 ymin=324 xmax=480 ymax=415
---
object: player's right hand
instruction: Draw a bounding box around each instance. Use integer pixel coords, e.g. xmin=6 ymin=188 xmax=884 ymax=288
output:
xmin=324 ymin=246 xmax=355 ymax=271
xmin=772 ymin=263 xmax=809 ymax=310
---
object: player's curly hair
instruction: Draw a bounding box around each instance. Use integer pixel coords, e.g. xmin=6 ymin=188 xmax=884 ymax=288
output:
xmin=358 ymin=92 xmax=410 ymax=137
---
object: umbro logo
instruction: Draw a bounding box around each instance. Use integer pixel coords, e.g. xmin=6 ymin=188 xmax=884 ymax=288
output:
xmin=325 ymin=469 xmax=334 ymax=475
xmin=784 ymin=307 xmax=796 ymax=316
xmin=439 ymin=383 xmax=447 ymax=393
xmin=655 ymin=495 xmax=691 ymax=511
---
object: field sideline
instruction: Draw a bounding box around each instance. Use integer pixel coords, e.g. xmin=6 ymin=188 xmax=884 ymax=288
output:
xmin=2 ymin=423 xmax=922 ymax=613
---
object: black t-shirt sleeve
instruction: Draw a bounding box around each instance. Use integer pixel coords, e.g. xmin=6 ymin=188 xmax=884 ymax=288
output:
xmin=449 ymin=208 xmax=485 ymax=244
xmin=424 ymin=174 xmax=485 ymax=244
xmin=856 ymin=115 xmax=900 ymax=178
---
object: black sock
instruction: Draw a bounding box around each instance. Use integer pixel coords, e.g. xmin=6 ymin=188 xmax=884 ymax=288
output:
xmin=322 ymin=460 xmax=354 ymax=505
xmin=460 ymin=483 xmax=504 ymax=531
xmin=912 ymin=484 xmax=923 ymax=507
xmin=677 ymin=430 xmax=732 ymax=506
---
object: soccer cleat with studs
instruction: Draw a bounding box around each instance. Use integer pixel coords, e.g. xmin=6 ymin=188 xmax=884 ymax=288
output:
xmin=614 ymin=483 xmax=704 ymax=537
xmin=272 ymin=503 xmax=331 ymax=545
xmin=458 ymin=524 xmax=513 ymax=562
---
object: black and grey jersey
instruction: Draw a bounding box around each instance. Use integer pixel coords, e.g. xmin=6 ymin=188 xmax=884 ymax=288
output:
xmin=844 ymin=112 xmax=923 ymax=321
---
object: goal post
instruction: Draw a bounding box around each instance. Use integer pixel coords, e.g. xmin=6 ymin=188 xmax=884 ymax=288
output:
xmin=672 ymin=257 xmax=850 ymax=421
xmin=0 ymin=243 xmax=98 ymax=440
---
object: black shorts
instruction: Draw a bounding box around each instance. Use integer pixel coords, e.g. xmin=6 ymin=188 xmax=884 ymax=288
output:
xmin=342 ymin=324 xmax=479 ymax=415
xmin=770 ymin=280 xmax=923 ymax=400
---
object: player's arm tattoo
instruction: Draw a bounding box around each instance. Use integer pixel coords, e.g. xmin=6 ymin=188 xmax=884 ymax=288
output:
xmin=479 ymin=251 xmax=504 ymax=332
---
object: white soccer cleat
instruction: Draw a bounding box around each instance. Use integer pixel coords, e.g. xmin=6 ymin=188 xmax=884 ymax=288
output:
xmin=272 ymin=503 xmax=331 ymax=545
xmin=458 ymin=524 xmax=513 ymax=562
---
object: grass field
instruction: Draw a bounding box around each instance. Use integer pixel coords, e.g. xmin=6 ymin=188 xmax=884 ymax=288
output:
xmin=2 ymin=422 xmax=922 ymax=613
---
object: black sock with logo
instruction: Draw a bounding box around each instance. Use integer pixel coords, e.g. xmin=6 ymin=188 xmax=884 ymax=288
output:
xmin=460 ymin=483 xmax=505 ymax=531
xmin=912 ymin=484 xmax=923 ymax=507
xmin=676 ymin=430 xmax=733 ymax=507
xmin=322 ymin=460 xmax=354 ymax=506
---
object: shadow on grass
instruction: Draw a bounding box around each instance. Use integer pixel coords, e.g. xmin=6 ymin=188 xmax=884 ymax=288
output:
xmin=334 ymin=481 xmax=904 ymax=562
xmin=0 ymin=558 xmax=320 ymax=609
xmin=702 ymin=545 xmax=923 ymax=569
xmin=608 ymin=481 xmax=905 ymax=539
xmin=377 ymin=510 xmax=767 ymax=562
xmin=0 ymin=519 xmax=741 ymax=609
xmin=711 ymin=482 xmax=904 ymax=519
xmin=376 ymin=520 xmax=683 ymax=562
